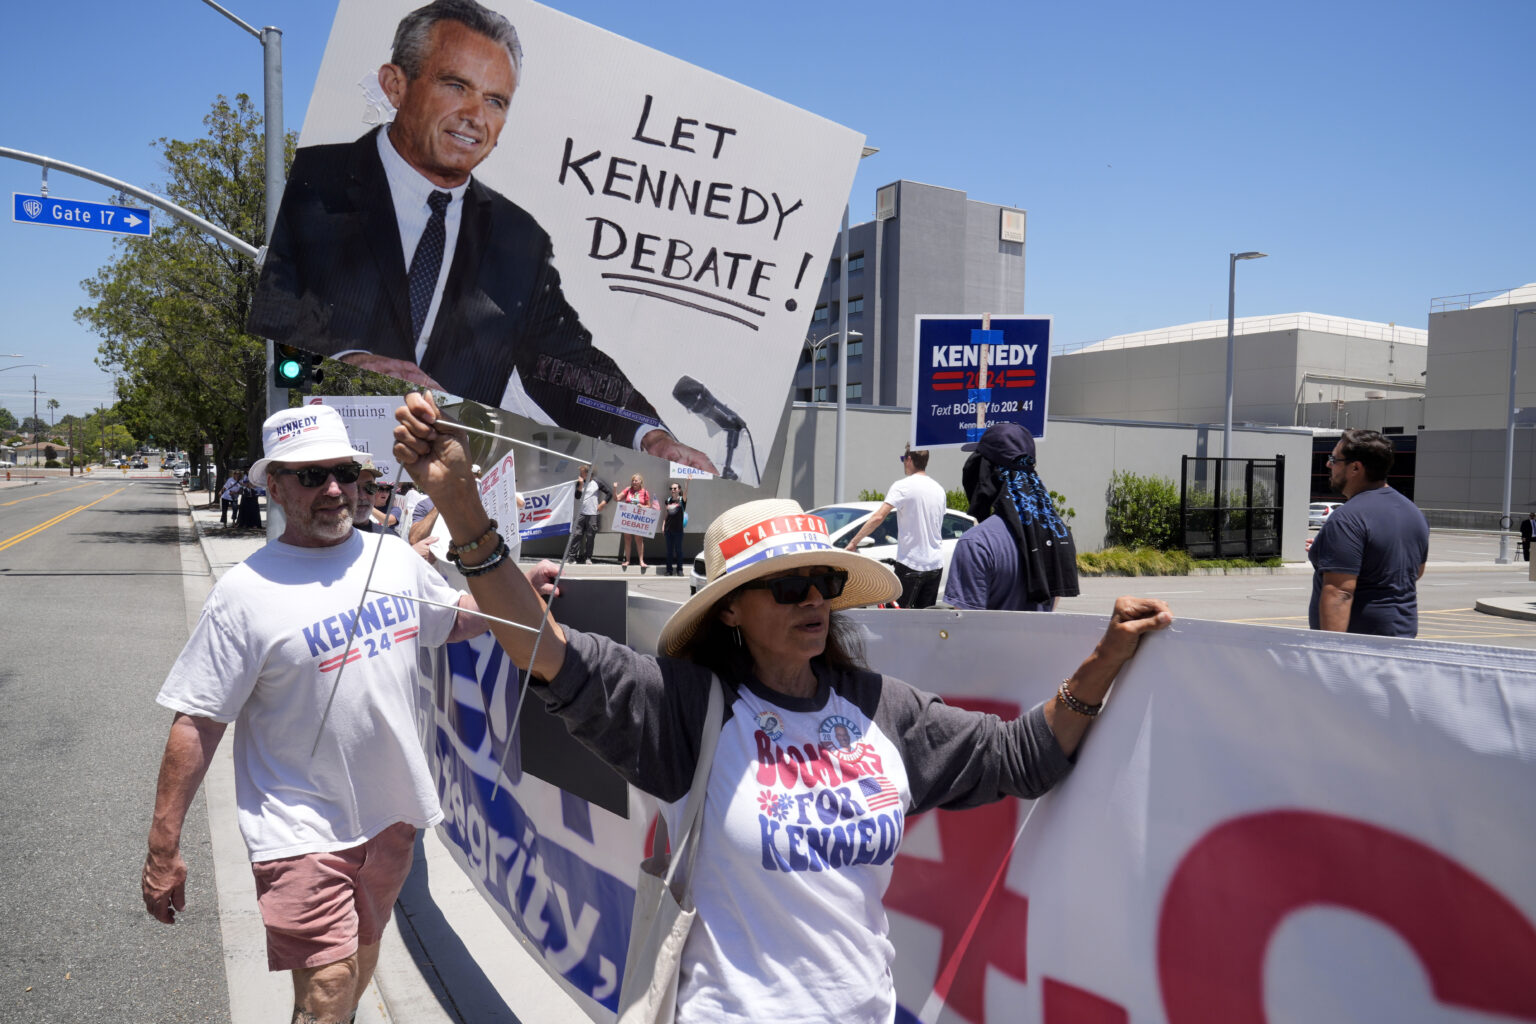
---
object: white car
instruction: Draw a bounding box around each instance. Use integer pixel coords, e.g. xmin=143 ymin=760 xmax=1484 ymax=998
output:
xmin=170 ymin=461 xmax=192 ymax=480
xmin=1309 ymin=501 xmax=1342 ymax=528
xmin=690 ymin=501 xmax=977 ymax=599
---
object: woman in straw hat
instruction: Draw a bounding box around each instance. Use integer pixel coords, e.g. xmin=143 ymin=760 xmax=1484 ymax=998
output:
xmin=393 ymin=392 xmax=1171 ymax=1023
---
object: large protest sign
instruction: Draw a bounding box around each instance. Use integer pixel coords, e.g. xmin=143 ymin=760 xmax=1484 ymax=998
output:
xmin=911 ymin=316 xmax=1052 ymax=448
xmin=249 ymin=0 xmax=865 ymax=487
xmin=419 ymin=606 xmax=1536 ymax=1022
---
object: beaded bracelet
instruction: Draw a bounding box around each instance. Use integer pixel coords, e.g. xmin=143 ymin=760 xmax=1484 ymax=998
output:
xmin=455 ymin=535 xmax=510 ymax=578
xmin=1057 ymin=679 xmax=1103 ymax=717
xmin=447 ymin=519 xmax=499 ymax=558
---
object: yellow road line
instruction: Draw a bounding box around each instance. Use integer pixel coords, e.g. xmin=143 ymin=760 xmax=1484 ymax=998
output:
xmin=0 ymin=487 xmax=127 ymax=553
xmin=1 ymin=481 xmax=99 ymax=506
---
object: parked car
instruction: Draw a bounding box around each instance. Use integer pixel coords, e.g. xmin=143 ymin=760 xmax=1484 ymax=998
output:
xmin=1309 ymin=501 xmax=1342 ymax=528
xmin=170 ymin=460 xmax=192 ymax=480
xmin=690 ymin=501 xmax=978 ymax=599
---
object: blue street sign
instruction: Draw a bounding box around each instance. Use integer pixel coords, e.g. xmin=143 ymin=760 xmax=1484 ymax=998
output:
xmin=910 ymin=315 xmax=1052 ymax=447
xmin=12 ymin=193 xmax=151 ymax=236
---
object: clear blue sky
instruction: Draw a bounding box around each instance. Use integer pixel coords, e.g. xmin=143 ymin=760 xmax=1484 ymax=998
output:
xmin=1 ymin=0 xmax=1530 ymax=421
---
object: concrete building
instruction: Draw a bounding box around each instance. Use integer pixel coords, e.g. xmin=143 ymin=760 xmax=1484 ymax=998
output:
xmin=795 ymin=179 xmax=1027 ymax=408
xmin=1413 ymin=284 xmax=1536 ymax=521
xmin=1049 ymin=313 xmax=1427 ymax=430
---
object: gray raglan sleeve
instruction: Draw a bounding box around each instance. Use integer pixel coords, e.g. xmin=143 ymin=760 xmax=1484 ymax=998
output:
xmin=864 ymin=672 xmax=1075 ymax=814
xmin=536 ymin=628 xmax=716 ymax=803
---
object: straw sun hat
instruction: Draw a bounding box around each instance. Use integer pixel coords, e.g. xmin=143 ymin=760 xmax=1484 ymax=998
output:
xmin=658 ymin=498 xmax=901 ymax=657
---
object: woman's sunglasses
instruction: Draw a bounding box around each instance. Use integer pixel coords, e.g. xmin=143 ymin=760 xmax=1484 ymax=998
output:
xmin=740 ymin=570 xmax=849 ymax=604
xmin=272 ymin=462 xmax=363 ymax=487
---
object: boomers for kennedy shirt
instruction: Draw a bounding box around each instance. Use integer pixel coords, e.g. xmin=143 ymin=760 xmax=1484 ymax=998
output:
xmin=544 ymin=629 xmax=1073 ymax=1024
xmin=157 ymin=531 xmax=461 ymax=861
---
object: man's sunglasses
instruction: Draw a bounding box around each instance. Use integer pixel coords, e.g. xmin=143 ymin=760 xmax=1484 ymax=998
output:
xmin=739 ymin=570 xmax=849 ymax=604
xmin=272 ymin=462 xmax=363 ymax=487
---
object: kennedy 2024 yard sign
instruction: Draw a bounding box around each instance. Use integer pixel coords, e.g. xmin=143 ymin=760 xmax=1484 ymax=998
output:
xmin=910 ymin=316 xmax=1051 ymax=448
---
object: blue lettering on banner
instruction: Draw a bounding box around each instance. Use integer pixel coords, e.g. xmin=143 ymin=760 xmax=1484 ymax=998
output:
xmin=574 ymin=395 xmax=662 ymax=428
xmin=432 ymin=637 xmax=631 ymax=1010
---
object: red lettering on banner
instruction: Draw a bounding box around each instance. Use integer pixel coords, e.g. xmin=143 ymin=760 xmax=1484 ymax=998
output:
xmin=1043 ymin=978 xmax=1127 ymax=1024
xmin=885 ymin=698 xmax=1028 ymax=1024
xmin=1158 ymin=810 xmax=1536 ymax=1023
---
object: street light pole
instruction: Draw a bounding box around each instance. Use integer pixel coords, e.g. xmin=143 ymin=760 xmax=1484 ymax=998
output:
xmin=1223 ymin=251 xmax=1268 ymax=462
xmin=806 ymin=330 xmax=861 ymax=403
xmin=832 ymin=146 xmax=879 ymax=503
xmin=201 ymin=0 xmax=286 ymax=538
xmin=1496 ymin=308 xmax=1536 ymax=564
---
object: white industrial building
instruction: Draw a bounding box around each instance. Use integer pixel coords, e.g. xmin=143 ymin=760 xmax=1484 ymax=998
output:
xmin=1049 ymin=313 xmax=1428 ymax=432
xmin=1415 ymin=284 xmax=1536 ymax=520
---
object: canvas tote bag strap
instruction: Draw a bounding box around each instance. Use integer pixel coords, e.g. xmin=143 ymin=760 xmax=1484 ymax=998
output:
xmin=660 ymin=674 xmax=724 ymax=891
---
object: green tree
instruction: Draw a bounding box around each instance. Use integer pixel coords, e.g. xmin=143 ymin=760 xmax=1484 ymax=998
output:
xmin=20 ymin=416 xmax=47 ymax=435
xmin=0 ymin=407 xmax=17 ymax=432
xmin=76 ymin=95 xmax=288 ymax=480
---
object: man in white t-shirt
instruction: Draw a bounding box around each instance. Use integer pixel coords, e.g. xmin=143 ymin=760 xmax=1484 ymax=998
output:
xmin=140 ymin=405 xmax=494 ymax=1024
xmin=846 ymin=445 xmax=947 ymax=608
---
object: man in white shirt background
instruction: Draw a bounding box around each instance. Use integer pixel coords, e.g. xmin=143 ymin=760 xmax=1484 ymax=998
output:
xmin=846 ymin=445 xmax=947 ymax=608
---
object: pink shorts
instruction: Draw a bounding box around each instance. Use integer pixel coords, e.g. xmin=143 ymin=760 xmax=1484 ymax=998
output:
xmin=251 ymin=822 xmax=418 ymax=971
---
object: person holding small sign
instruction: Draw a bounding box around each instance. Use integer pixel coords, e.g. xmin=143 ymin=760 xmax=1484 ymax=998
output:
xmin=392 ymin=391 xmax=1172 ymax=1024
xmin=616 ymin=473 xmax=658 ymax=571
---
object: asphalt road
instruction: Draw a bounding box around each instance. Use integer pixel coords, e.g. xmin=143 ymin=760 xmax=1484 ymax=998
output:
xmin=0 ymin=477 xmax=231 ymax=1023
xmin=1057 ymin=529 xmax=1536 ymax=649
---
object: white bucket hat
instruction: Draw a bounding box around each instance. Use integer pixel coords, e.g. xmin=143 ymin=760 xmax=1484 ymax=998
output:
xmin=657 ymin=498 xmax=901 ymax=657
xmin=248 ymin=405 xmax=369 ymax=487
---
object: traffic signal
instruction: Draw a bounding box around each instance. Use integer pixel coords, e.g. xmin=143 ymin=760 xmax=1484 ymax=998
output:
xmin=272 ymin=345 xmax=324 ymax=392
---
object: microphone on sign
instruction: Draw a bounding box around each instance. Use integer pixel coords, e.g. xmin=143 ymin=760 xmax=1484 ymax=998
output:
xmin=672 ymin=376 xmax=747 ymax=431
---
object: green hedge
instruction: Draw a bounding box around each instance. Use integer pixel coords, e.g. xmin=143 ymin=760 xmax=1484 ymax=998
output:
xmin=1105 ymin=471 xmax=1180 ymax=550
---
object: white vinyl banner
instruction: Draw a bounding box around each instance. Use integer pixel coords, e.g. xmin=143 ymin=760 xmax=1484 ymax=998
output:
xmin=255 ymin=0 xmax=866 ymax=485
xmin=610 ymin=500 xmax=660 ymax=538
xmin=423 ymin=611 xmax=1536 ymax=1023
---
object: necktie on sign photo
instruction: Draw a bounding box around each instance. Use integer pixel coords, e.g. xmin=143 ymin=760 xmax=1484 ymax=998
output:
xmin=408 ymin=190 xmax=451 ymax=342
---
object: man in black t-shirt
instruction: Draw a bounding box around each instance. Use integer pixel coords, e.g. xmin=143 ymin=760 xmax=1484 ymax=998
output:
xmin=1308 ymin=429 xmax=1429 ymax=638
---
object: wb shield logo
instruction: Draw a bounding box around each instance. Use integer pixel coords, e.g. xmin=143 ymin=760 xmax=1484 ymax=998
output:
xmin=22 ymin=199 xmax=42 ymax=219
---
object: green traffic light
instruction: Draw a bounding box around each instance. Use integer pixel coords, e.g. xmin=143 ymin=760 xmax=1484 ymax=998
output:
xmin=276 ymin=358 xmax=303 ymax=382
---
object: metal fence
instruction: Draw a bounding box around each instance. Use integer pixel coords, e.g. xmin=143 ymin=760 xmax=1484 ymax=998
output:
xmin=1180 ymin=455 xmax=1285 ymax=559
xmin=1419 ymin=508 xmax=1525 ymax=532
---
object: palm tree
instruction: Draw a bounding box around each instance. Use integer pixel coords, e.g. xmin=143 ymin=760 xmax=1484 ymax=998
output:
xmin=47 ymin=398 xmax=59 ymax=431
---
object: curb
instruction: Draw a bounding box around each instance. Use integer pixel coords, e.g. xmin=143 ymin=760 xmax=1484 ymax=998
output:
xmin=1475 ymin=598 xmax=1536 ymax=623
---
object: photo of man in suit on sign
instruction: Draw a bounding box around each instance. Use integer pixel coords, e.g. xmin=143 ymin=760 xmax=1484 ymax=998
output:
xmin=249 ymin=0 xmax=715 ymax=470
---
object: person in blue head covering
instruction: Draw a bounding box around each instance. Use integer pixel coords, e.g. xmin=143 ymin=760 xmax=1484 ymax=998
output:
xmin=945 ymin=422 xmax=1080 ymax=611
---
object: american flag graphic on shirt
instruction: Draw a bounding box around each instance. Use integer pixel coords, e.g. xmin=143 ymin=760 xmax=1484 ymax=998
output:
xmin=859 ymin=775 xmax=901 ymax=811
